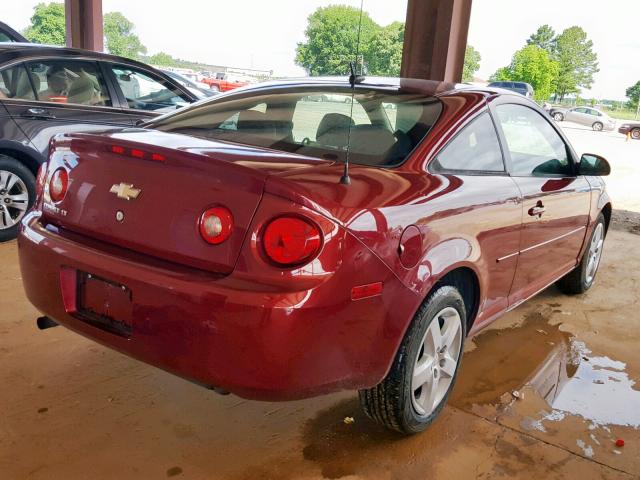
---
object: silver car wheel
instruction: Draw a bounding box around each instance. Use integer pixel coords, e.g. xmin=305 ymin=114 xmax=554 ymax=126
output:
xmin=593 ymin=122 xmax=603 ymax=131
xmin=585 ymin=223 xmax=604 ymax=284
xmin=553 ymin=113 xmax=563 ymax=121
xmin=411 ymin=306 xmax=462 ymax=417
xmin=0 ymin=170 xmax=29 ymax=230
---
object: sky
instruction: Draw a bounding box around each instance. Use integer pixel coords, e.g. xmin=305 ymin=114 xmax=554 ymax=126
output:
xmin=4 ymin=0 xmax=639 ymax=100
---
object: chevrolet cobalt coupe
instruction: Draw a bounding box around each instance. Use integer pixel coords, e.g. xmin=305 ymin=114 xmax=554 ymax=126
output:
xmin=18 ymin=78 xmax=611 ymax=434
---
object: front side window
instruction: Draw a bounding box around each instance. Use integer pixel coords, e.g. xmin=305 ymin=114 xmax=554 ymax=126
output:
xmin=431 ymin=112 xmax=504 ymax=173
xmin=110 ymin=65 xmax=189 ymax=112
xmin=0 ymin=64 xmax=35 ymax=100
xmin=25 ymin=60 xmax=111 ymax=106
xmin=496 ymin=104 xmax=571 ymax=177
xmin=149 ymin=87 xmax=443 ymax=167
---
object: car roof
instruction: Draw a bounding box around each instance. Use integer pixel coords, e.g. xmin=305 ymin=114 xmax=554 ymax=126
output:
xmin=0 ymin=42 xmax=156 ymax=70
xmin=219 ymin=76 xmax=506 ymax=100
xmin=0 ymin=22 xmax=28 ymax=42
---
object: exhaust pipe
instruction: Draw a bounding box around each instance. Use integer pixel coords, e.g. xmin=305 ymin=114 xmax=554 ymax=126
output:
xmin=37 ymin=316 xmax=59 ymax=330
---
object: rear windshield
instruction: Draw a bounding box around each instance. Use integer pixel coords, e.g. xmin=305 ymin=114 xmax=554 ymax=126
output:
xmin=149 ymin=87 xmax=442 ymax=167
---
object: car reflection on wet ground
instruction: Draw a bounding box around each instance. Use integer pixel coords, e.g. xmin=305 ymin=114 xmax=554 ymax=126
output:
xmin=1 ymin=218 xmax=639 ymax=479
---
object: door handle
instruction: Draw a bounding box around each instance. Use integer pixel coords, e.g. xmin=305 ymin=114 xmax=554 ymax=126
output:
xmin=528 ymin=202 xmax=546 ymax=217
xmin=22 ymin=108 xmax=56 ymax=120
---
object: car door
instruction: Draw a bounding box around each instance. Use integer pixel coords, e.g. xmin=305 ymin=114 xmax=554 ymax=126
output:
xmin=0 ymin=58 xmax=133 ymax=157
xmin=427 ymin=110 xmax=522 ymax=328
xmin=492 ymin=102 xmax=591 ymax=308
xmin=565 ymin=107 xmax=578 ymax=122
xmin=104 ymin=63 xmax=194 ymax=125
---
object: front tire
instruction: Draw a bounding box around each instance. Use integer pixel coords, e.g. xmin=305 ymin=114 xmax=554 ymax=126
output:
xmin=553 ymin=112 xmax=564 ymax=121
xmin=359 ymin=285 xmax=466 ymax=434
xmin=556 ymin=213 xmax=606 ymax=294
xmin=631 ymin=128 xmax=640 ymax=140
xmin=0 ymin=155 xmax=35 ymax=242
xmin=592 ymin=122 xmax=603 ymax=131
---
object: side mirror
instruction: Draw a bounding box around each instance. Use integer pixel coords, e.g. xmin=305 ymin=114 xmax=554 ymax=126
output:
xmin=579 ymin=153 xmax=610 ymax=176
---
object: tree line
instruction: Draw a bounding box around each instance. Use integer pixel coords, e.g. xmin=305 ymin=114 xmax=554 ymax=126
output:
xmin=21 ymin=2 xmax=639 ymax=108
xmin=21 ymin=2 xmax=198 ymax=70
xmin=491 ymin=24 xmax=600 ymax=102
xmin=295 ymin=5 xmax=482 ymax=82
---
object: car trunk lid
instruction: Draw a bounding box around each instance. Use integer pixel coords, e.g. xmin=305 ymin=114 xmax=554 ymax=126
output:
xmin=43 ymin=129 xmax=330 ymax=273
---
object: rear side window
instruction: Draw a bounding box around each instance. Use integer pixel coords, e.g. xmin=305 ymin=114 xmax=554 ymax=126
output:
xmin=0 ymin=64 xmax=35 ymax=100
xmin=431 ymin=112 xmax=505 ymax=173
xmin=150 ymin=87 xmax=443 ymax=167
xmin=26 ymin=60 xmax=112 ymax=106
xmin=496 ymin=104 xmax=571 ymax=177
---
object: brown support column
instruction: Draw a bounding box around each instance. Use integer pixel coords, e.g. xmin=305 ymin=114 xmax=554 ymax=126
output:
xmin=401 ymin=0 xmax=472 ymax=83
xmin=65 ymin=0 xmax=103 ymax=51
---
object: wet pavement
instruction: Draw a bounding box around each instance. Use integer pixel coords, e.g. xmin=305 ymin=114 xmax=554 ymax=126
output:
xmin=1 ymin=221 xmax=639 ymax=479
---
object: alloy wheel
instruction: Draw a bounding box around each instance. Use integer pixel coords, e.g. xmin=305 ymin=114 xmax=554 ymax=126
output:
xmin=593 ymin=123 xmax=603 ymax=131
xmin=585 ymin=223 xmax=604 ymax=284
xmin=0 ymin=170 xmax=29 ymax=230
xmin=411 ymin=307 xmax=463 ymax=417
xmin=632 ymin=129 xmax=640 ymax=139
xmin=554 ymin=113 xmax=563 ymax=121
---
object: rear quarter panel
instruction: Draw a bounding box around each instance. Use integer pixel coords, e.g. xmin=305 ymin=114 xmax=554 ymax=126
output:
xmin=268 ymin=92 xmax=522 ymax=334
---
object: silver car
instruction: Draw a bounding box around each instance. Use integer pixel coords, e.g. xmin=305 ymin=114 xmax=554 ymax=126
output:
xmin=551 ymin=106 xmax=616 ymax=131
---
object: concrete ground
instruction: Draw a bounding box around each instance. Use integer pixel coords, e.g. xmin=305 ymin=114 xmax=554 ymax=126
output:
xmin=1 ymin=124 xmax=639 ymax=479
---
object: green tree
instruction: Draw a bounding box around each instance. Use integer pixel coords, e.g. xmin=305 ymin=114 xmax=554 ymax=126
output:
xmin=23 ymin=2 xmax=66 ymax=46
xmin=103 ymin=12 xmax=146 ymax=60
xmin=508 ymin=45 xmax=559 ymax=101
xmin=149 ymin=51 xmax=177 ymax=67
xmin=462 ymin=45 xmax=481 ymax=82
xmin=367 ymin=22 xmax=404 ymax=76
xmin=626 ymin=81 xmax=640 ymax=108
xmin=489 ymin=67 xmax=511 ymax=82
xmin=527 ymin=24 xmax=556 ymax=53
xmin=295 ymin=6 xmax=379 ymax=76
xmin=552 ymin=26 xmax=599 ymax=100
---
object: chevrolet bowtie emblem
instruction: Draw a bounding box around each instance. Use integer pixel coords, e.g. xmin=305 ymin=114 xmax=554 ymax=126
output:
xmin=109 ymin=183 xmax=141 ymax=201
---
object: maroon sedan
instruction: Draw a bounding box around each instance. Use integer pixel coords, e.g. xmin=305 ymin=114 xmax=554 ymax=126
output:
xmin=18 ymin=78 xmax=611 ymax=434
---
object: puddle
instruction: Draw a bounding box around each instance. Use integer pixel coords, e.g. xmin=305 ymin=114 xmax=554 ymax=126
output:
xmin=451 ymin=309 xmax=640 ymax=428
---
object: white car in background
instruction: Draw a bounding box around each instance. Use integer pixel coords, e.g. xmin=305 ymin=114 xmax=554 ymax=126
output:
xmin=550 ymin=106 xmax=616 ymax=131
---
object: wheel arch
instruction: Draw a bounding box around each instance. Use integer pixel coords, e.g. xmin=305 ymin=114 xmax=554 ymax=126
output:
xmin=430 ymin=265 xmax=481 ymax=335
xmin=601 ymin=202 xmax=612 ymax=234
xmin=0 ymin=141 xmax=45 ymax=176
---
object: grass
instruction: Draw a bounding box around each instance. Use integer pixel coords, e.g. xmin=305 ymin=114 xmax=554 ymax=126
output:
xmin=607 ymin=110 xmax=639 ymax=121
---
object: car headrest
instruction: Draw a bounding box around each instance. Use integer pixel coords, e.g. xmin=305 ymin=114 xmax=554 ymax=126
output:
xmin=235 ymin=109 xmax=279 ymax=143
xmin=316 ymin=113 xmax=354 ymax=148
xmin=67 ymin=74 xmax=97 ymax=105
xmin=348 ymin=126 xmax=398 ymax=164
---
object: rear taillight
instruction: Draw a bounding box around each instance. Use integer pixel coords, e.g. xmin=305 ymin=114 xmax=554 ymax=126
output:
xmin=262 ymin=216 xmax=322 ymax=266
xmin=35 ymin=162 xmax=47 ymax=199
xmin=49 ymin=168 xmax=68 ymax=203
xmin=198 ymin=206 xmax=233 ymax=245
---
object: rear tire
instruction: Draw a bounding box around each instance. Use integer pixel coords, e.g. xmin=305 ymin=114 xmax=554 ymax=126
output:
xmin=592 ymin=122 xmax=603 ymax=131
xmin=631 ymin=128 xmax=640 ymax=140
xmin=0 ymin=155 xmax=35 ymax=242
xmin=359 ymin=285 xmax=466 ymax=434
xmin=553 ymin=112 xmax=564 ymax=121
xmin=556 ymin=213 xmax=606 ymax=294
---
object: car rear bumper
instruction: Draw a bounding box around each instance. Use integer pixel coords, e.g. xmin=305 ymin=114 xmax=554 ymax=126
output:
xmin=18 ymin=213 xmax=418 ymax=400
xmin=618 ymin=126 xmax=630 ymax=135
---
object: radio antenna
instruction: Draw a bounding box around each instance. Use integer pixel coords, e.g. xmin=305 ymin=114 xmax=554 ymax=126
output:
xmin=340 ymin=0 xmax=365 ymax=185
